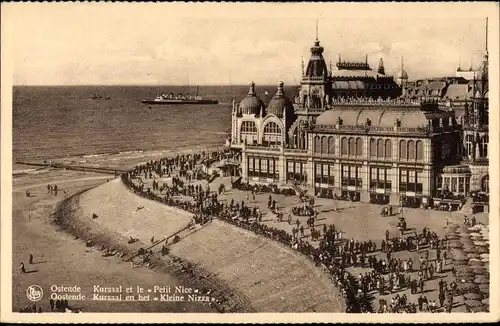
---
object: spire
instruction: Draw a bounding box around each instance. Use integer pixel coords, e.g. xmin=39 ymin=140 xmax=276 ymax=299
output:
xmin=329 ymin=61 xmax=332 ymax=76
xmin=485 ymin=17 xmax=488 ymax=56
xmin=315 ymin=19 xmax=319 ymax=42
xmin=301 ymin=56 xmax=305 ymax=76
xmin=457 ymin=55 xmax=462 ymax=71
xmin=304 ymin=25 xmax=327 ymax=79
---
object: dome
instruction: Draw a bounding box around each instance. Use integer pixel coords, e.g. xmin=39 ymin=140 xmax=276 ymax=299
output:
xmin=239 ymin=82 xmax=265 ymax=116
xmin=266 ymin=81 xmax=295 ymax=118
xmin=396 ymin=69 xmax=408 ymax=80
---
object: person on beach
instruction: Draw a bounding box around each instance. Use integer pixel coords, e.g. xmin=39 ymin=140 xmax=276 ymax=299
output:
xmin=29 ymin=253 xmax=33 ymax=264
xmin=19 ymin=262 xmax=26 ymax=273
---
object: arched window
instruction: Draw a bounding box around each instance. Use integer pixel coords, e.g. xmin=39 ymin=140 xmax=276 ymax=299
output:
xmin=481 ymin=135 xmax=488 ymax=158
xmin=263 ymin=122 xmax=281 ymax=134
xmin=348 ymin=137 xmax=355 ymax=156
xmin=416 ymin=141 xmax=424 ymax=160
xmin=384 ymin=139 xmax=392 ymax=159
xmin=341 ymin=137 xmax=348 ymax=155
xmin=321 ymin=136 xmax=328 ymax=154
xmin=240 ymin=121 xmax=257 ymax=133
xmin=328 ymin=137 xmax=335 ymax=155
xmin=482 ymin=175 xmax=489 ymax=193
xmin=370 ymin=139 xmax=376 ymax=157
xmin=314 ymin=136 xmax=321 ymax=153
xmin=399 ymin=140 xmax=407 ymax=159
xmin=377 ymin=139 xmax=384 ymax=158
xmin=356 ymin=137 xmax=363 ymax=156
xmin=263 ymin=122 xmax=282 ymax=145
xmin=408 ymin=140 xmax=415 ymax=159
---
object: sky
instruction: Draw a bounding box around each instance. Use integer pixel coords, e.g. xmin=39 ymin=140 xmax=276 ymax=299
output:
xmin=3 ymin=2 xmax=497 ymax=85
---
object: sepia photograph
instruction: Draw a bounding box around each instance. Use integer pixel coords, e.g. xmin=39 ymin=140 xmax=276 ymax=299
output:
xmin=1 ymin=1 xmax=499 ymax=323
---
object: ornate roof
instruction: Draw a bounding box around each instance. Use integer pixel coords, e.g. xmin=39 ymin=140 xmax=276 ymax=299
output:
xmin=305 ymin=40 xmax=328 ymax=78
xmin=239 ymin=82 xmax=265 ymax=116
xmin=266 ymin=81 xmax=295 ymax=118
xmin=315 ymin=106 xmax=451 ymax=129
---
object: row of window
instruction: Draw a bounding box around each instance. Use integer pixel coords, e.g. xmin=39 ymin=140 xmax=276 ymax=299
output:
xmin=240 ymin=121 xmax=281 ymax=134
xmin=247 ymin=157 xmax=279 ymax=179
xmin=399 ymin=169 xmax=423 ymax=193
xmin=436 ymin=176 xmax=470 ymax=194
xmin=341 ymin=165 xmax=362 ymax=187
xmin=287 ymin=160 xmax=307 ymax=183
xmin=313 ymin=136 xmax=425 ymax=161
xmin=370 ymin=167 xmax=391 ymax=190
xmin=248 ymin=159 xmax=424 ymax=192
xmin=314 ymin=163 xmax=335 ymax=185
xmin=370 ymin=139 xmax=392 ymax=158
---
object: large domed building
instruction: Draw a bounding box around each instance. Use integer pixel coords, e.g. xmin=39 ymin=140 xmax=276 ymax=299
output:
xmin=227 ymin=26 xmax=485 ymax=209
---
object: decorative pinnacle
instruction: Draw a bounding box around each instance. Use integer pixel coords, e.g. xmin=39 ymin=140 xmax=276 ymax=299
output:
xmin=485 ymin=17 xmax=488 ymax=54
xmin=276 ymin=81 xmax=284 ymax=96
xmin=248 ymin=81 xmax=256 ymax=96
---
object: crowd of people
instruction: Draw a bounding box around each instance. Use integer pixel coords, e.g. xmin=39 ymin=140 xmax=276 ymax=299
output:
xmin=120 ymin=149 xmax=466 ymax=314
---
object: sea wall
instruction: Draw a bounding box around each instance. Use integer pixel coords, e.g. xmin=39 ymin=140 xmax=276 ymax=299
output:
xmin=55 ymin=178 xmax=345 ymax=312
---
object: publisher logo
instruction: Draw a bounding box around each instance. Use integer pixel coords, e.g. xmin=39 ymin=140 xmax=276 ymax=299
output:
xmin=26 ymin=285 xmax=43 ymax=302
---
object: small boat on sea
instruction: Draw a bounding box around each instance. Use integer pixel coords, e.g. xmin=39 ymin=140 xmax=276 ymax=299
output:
xmin=142 ymin=87 xmax=218 ymax=105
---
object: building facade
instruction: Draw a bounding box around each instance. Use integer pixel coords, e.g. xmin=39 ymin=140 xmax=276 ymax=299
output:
xmin=229 ymin=35 xmax=466 ymax=207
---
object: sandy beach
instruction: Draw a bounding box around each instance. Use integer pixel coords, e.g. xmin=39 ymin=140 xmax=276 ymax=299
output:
xmin=12 ymin=163 xmax=215 ymax=313
xmin=11 ymin=147 xmax=347 ymax=313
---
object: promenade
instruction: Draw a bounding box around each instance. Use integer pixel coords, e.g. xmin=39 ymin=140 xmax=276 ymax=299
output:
xmin=132 ymin=154 xmax=489 ymax=313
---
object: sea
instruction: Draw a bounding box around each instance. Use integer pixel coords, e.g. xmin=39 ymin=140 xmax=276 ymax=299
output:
xmin=13 ymin=85 xmax=297 ymax=164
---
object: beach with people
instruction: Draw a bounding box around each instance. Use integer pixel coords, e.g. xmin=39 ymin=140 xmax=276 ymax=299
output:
xmin=12 ymin=148 xmax=346 ymax=313
xmin=12 ymin=145 xmax=491 ymax=313
xmin=12 ymin=151 xmax=220 ymax=313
